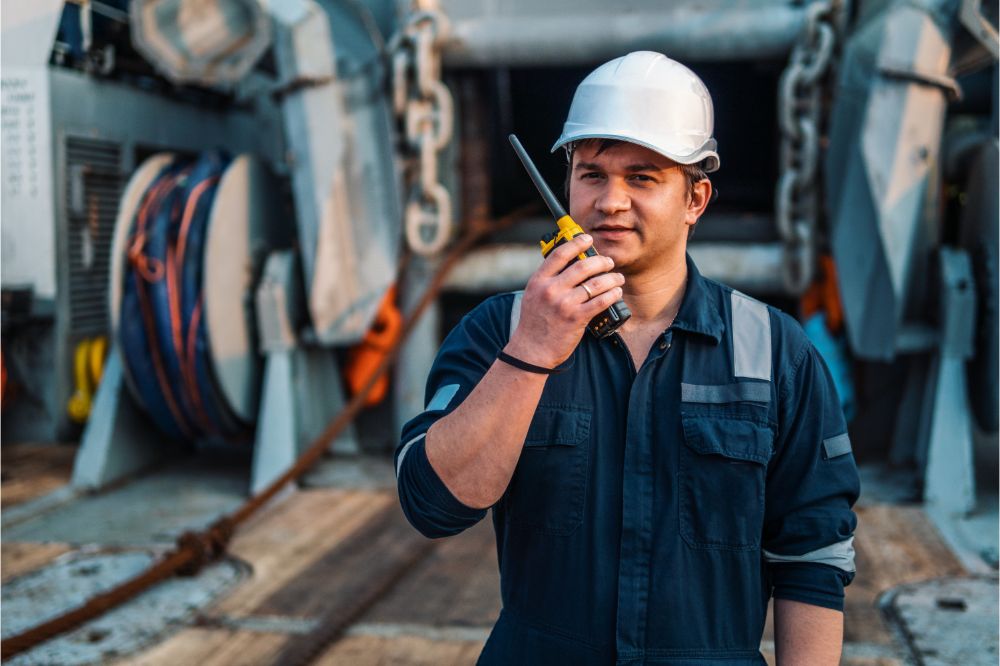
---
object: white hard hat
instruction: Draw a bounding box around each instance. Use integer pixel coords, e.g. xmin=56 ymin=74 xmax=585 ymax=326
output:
xmin=552 ymin=51 xmax=720 ymax=173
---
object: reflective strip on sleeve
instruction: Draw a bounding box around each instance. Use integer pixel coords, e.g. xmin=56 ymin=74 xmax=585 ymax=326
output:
xmin=763 ymin=536 xmax=856 ymax=573
xmin=731 ymin=291 xmax=771 ymax=381
xmin=681 ymin=382 xmax=771 ymax=404
xmin=823 ymin=433 xmax=852 ymax=459
xmin=510 ymin=291 xmax=524 ymax=338
xmin=427 ymin=384 xmax=460 ymax=412
xmin=396 ymin=433 xmax=427 ymax=477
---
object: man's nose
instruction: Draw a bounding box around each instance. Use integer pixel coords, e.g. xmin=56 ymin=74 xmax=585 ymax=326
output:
xmin=595 ymin=178 xmax=631 ymax=215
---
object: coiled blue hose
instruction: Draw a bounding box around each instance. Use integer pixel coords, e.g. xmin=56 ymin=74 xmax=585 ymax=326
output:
xmin=119 ymin=151 xmax=251 ymax=444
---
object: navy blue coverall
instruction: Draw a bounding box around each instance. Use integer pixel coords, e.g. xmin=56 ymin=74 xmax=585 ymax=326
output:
xmin=396 ymin=256 xmax=860 ymax=665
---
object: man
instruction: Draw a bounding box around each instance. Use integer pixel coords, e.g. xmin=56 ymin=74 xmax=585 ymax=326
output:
xmin=396 ymin=51 xmax=860 ymax=665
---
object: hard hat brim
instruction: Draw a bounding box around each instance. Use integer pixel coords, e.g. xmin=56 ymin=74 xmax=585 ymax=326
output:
xmin=552 ymin=132 xmax=720 ymax=173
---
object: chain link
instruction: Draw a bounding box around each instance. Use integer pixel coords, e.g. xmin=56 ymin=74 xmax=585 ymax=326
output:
xmin=389 ymin=8 xmax=455 ymax=256
xmin=776 ymin=0 xmax=842 ymax=294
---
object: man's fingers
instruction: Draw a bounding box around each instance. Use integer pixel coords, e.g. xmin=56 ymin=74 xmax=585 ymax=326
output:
xmin=575 ymin=272 xmax=625 ymax=303
xmin=537 ymin=234 xmax=594 ymax=278
xmin=582 ymin=286 xmax=624 ymax=317
xmin=554 ymin=254 xmax=614 ymax=289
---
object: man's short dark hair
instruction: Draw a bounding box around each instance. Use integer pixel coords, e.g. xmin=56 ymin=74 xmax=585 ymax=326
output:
xmin=563 ymin=138 xmax=710 ymax=238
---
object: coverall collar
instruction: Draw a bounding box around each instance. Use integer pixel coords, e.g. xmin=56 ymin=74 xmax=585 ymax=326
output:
xmin=668 ymin=253 xmax=725 ymax=344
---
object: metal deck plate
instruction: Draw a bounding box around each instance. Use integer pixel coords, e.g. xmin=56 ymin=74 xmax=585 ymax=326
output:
xmin=5 ymin=452 xmax=249 ymax=545
xmin=884 ymin=576 xmax=999 ymax=666
xmin=2 ymin=549 xmax=247 ymax=665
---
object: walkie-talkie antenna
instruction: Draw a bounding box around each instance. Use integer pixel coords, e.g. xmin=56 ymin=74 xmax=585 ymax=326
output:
xmin=508 ymin=134 xmax=568 ymax=220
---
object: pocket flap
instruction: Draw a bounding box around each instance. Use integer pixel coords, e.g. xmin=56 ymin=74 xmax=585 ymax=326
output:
xmin=524 ymin=405 xmax=591 ymax=448
xmin=681 ymin=415 xmax=772 ymax=464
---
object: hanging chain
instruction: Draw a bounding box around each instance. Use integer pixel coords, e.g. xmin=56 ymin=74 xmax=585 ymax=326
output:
xmin=388 ymin=7 xmax=455 ymax=256
xmin=776 ymin=0 xmax=842 ymax=294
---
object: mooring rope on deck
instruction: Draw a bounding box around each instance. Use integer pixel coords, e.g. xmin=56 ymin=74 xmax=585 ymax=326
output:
xmin=0 ymin=207 xmax=535 ymax=661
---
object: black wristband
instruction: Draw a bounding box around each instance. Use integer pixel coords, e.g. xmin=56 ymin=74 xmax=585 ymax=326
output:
xmin=496 ymin=350 xmax=565 ymax=375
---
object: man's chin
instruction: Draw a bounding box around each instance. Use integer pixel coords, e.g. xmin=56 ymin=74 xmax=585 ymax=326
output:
xmin=598 ymin=248 xmax=635 ymax=273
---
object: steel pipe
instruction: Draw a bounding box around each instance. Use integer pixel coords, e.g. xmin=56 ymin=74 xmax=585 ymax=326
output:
xmin=440 ymin=4 xmax=807 ymax=66
xmin=443 ymin=242 xmax=787 ymax=295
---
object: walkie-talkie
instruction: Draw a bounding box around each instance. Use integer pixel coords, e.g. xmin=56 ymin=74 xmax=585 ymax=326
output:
xmin=508 ymin=134 xmax=631 ymax=338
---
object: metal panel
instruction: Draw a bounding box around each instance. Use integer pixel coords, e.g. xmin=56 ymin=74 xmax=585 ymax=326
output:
xmin=48 ymin=68 xmax=286 ymax=168
xmin=0 ymin=0 xmax=63 ymax=68
xmin=272 ymin=0 xmax=403 ymax=345
xmin=2 ymin=67 xmax=57 ymax=300
xmin=826 ymin=2 xmax=955 ymax=360
xmin=63 ymin=136 xmax=122 ymax=339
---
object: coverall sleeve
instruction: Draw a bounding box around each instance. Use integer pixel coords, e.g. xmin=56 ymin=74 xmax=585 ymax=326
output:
xmin=395 ymin=293 xmax=514 ymax=538
xmin=763 ymin=340 xmax=861 ymax=611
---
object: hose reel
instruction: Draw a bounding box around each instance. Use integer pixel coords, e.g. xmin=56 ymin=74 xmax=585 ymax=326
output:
xmin=109 ymin=151 xmax=282 ymax=444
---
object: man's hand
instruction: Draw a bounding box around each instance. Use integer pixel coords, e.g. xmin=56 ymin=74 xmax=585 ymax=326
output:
xmin=506 ymin=234 xmax=625 ymax=368
xmin=418 ymin=234 xmax=622 ymax=509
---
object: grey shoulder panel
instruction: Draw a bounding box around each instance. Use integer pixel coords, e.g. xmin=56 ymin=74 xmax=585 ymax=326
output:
xmin=823 ymin=433 xmax=853 ymax=459
xmin=730 ymin=291 xmax=772 ymax=381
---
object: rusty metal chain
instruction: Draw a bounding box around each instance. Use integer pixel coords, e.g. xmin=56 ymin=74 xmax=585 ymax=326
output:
xmin=389 ymin=7 xmax=455 ymax=256
xmin=776 ymin=0 xmax=842 ymax=294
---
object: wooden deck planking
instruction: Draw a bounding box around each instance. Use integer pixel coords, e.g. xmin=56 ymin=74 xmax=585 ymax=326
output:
xmin=254 ymin=502 xmax=432 ymax=619
xmin=362 ymin=517 xmax=500 ymax=628
xmin=844 ymin=503 xmax=965 ymax=646
xmin=1 ymin=541 xmax=74 ymax=582
xmin=6 ymin=486 xmax=965 ymax=665
xmin=113 ymin=628 xmax=289 ymax=666
xmin=313 ymin=634 xmax=485 ymax=666
xmin=1 ymin=443 xmax=76 ymax=508
xmin=212 ymin=489 xmax=394 ymax=617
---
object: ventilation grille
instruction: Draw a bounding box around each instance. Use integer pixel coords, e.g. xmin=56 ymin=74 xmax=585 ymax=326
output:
xmin=64 ymin=136 xmax=122 ymax=338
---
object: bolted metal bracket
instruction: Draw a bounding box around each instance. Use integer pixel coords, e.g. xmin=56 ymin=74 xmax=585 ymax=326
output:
xmin=922 ymin=248 xmax=978 ymax=515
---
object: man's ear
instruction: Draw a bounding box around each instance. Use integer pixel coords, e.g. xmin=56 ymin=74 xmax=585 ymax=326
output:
xmin=688 ymin=179 xmax=712 ymax=221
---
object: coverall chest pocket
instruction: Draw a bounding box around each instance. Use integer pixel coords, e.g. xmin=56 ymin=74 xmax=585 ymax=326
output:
xmin=679 ymin=412 xmax=773 ymax=550
xmin=505 ymin=405 xmax=591 ymax=536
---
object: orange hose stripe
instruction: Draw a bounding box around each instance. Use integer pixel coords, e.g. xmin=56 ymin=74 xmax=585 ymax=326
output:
xmin=128 ymin=175 xmax=177 ymax=283
xmin=176 ymin=177 xmax=219 ymax=262
xmin=174 ymin=178 xmax=217 ymax=424
xmin=129 ymin=171 xmax=195 ymax=438
xmin=184 ymin=299 xmax=218 ymax=436
xmin=128 ymin=166 xmax=222 ymax=439
xmin=172 ymin=176 xmax=221 ymax=435
xmin=166 ymin=245 xmax=185 ymax=366
xmin=134 ymin=273 xmax=194 ymax=438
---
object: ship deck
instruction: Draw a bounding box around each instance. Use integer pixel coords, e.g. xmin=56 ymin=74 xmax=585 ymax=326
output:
xmin=1 ymin=443 xmax=996 ymax=665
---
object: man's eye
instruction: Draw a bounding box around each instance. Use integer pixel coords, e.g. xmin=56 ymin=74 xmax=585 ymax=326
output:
xmin=629 ymin=174 xmax=654 ymax=183
xmin=581 ymin=172 xmax=604 ymax=180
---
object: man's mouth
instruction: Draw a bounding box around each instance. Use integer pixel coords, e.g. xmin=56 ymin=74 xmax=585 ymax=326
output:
xmin=592 ymin=225 xmax=635 ymax=238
